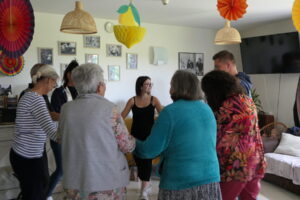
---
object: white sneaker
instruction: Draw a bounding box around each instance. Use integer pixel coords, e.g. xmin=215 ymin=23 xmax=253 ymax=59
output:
xmin=143 ymin=184 xmax=152 ymax=195
xmin=138 ymin=184 xmax=152 ymax=200
xmin=138 ymin=193 xmax=149 ymax=200
xmin=47 ymin=197 xmax=53 ymax=200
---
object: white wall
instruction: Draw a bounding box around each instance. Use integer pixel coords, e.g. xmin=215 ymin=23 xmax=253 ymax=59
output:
xmin=0 ymin=12 xmax=219 ymax=113
xmin=232 ymin=19 xmax=299 ymax=127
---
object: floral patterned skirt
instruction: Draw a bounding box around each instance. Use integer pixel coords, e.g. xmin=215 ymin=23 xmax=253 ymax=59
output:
xmin=64 ymin=187 xmax=126 ymax=200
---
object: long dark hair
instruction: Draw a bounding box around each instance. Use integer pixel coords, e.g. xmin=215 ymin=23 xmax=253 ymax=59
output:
xmin=135 ymin=76 xmax=150 ymax=96
xmin=201 ymin=70 xmax=243 ymax=112
xmin=63 ymin=60 xmax=79 ymax=87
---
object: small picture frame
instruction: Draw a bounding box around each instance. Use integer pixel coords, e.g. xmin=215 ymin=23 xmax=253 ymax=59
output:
xmin=126 ymin=53 xmax=138 ymax=69
xmin=83 ymin=35 xmax=100 ymax=48
xmin=38 ymin=48 xmax=53 ymax=65
xmin=108 ymin=65 xmax=120 ymax=81
xmin=60 ymin=63 xmax=68 ymax=77
xmin=85 ymin=54 xmax=99 ymax=64
xmin=106 ymin=44 xmax=122 ymax=57
xmin=58 ymin=41 xmax=76 ymax=55
xmin=178 ymin=52 xmax=204 ymax=76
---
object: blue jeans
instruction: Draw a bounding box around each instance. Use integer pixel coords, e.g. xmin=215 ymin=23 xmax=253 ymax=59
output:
xmin=47 ymin=140 xmax=63 ymax=197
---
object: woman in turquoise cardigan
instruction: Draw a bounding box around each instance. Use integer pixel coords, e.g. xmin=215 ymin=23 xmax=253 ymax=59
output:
xmin=134 ymin=70 xmax=221 ymax=200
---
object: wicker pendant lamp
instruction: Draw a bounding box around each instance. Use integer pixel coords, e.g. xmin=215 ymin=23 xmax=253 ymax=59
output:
xmin=60 ymin=1 xmax=97 ymax=34
xmin=214 ymin=20 xmax=241 ymax=45
xmin=214 ymin=0 xmax=247 ymax=45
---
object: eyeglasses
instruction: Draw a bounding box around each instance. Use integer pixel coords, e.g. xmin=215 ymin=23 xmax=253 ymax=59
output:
xmin=143 ymin=83 xmax=153 ymax=87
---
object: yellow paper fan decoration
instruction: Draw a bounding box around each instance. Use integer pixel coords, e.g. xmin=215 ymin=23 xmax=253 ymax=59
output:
xmin=292 ymin=0 xmax=300 ymax=32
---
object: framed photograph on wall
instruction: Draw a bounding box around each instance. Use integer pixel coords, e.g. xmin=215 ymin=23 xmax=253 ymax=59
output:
xmin=38 ymin=48 xmax=53 ymax=65
xmin=108 ymin=65 xmax=120 ymax=81
xmin=178 ymin=52 xmax=204 ymax=76
xmin=106 ymin=44 xmax=122 ymax=57
xmin=83 ymin=35 xmax=100 ymax=48
xmin=60 ymin=63 xmax=68 ymax=77
xmin=58 ymin=41 xmax=76 ymax=55
xmin=126 ymin=53 xmax=138 ymax=69
xmin=85 ymin=54 xmax=99 ymax=64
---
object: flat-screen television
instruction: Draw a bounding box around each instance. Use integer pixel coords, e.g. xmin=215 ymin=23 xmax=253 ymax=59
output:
xmin=240 ymin=32 xmax=300 ymax=74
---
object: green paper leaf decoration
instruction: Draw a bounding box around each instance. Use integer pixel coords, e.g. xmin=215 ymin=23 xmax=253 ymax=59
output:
xmin=130 ymin=3 xmax=141 ymax=26
xmin=117 ymin=5 xmax=129 ymax=14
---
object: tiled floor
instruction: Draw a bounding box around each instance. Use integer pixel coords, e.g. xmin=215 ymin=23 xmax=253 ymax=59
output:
xmin=53 ymin=180 xmax=300 ymax=200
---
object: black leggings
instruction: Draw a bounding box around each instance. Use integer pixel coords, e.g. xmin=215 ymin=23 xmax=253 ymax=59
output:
xmin=134 ymin=155 xmax=152 ymax=181
xmin=10 ymin=149 xmax=49 ymax=200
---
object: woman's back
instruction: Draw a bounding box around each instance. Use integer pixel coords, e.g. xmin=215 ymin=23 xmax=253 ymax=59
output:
xmin=136 ymin=99 xmax=220 ymax=190
xmin=216 ymin=94 xmax=266 ymax=182
xmin=60 ymin=94 xmax=131 ymax=193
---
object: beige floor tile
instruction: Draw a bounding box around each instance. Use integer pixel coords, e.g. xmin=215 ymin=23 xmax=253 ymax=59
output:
xmin=53 ymin=180 xmax=300 ymax=200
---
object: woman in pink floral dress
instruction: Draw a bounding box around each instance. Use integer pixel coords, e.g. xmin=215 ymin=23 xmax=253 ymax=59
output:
xmin=201 ymin=70 xmax=266 ymax=200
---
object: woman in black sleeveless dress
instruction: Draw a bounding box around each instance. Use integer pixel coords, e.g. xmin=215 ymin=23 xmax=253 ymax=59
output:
xmin=122 ymin=76 xmax=163 ymax=200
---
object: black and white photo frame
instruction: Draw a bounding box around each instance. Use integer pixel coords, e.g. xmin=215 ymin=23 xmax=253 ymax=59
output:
xmin=178 ymin=52 xmax=204 ymax=76
xmin=38 ymin=48 xmax=53 ymax=65
xmin=58 ymin=41 xmax=76 ymax=55
xmin=83 ymin=35 xmax=100 ymax=48
xmin=106 ymin=44 xmax=122 ymax=57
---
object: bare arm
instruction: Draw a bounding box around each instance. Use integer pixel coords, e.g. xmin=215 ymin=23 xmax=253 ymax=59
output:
xmin=50 ymin=111 xmax=60 ymax=121
xmin=121 ymin=98 xmax=134 ymax=119
xmin=153 ymin=96 xmax=164 ymax=113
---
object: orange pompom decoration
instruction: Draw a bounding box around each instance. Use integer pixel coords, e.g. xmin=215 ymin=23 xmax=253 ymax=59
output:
xmin=217 ymin=0 xmax=248 ymax=21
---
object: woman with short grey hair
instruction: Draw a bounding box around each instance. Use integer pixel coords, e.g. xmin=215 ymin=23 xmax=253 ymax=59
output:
xmin=10 ymin=64 xmax=59 ymax=200
xmin=71 ymin=63 xmax=105 ymax=94
xmin=135 ymin=70 xmax=221 ymax=200
xmin=59 ymin=63 xmax=135 ymax=200
xmin=170 ymin=69 xmax=203 ymax=101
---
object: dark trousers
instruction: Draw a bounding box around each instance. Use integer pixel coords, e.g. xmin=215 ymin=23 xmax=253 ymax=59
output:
xmin=10 ymin=149 xmax=49 ymax=200
xmin=134 ymin=155 xmax=152 ymax=181
xmin=47 ymin=140 xmax=63 ymax=197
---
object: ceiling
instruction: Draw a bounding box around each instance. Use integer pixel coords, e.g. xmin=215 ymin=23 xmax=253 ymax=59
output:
xmin=31 ymin=0 xmax=294 ymax=31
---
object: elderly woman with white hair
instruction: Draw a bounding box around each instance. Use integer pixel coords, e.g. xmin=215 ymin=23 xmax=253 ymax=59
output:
xmin=10 ymin=64 xmax=59 ymax=200
xmin=58 ymin=63 xmax=135 ymax=200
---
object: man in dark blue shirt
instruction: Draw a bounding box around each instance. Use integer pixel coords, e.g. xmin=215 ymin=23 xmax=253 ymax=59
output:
xmin=213 ymin=50 xmax=252 ymax=97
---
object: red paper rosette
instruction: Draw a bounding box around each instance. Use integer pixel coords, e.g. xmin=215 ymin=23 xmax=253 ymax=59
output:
xmin=217 ymin=0 xmax=248 ymax=21
xmin=0 ymin=51 xmax=24 ymax=76
xmin=0 ymin=0 xmax=35 ymax=58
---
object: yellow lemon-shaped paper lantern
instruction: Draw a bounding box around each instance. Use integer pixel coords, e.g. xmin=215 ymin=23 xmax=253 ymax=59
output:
xmin=114 ymin=25 xmax=146 ymax=48
xmin=119 ymin=7 xmax=138 ymax=26
xmin=292 ymin=0 xmax=300 ymax=32
xmin=114 ymin=3 xmax=146 ymax=48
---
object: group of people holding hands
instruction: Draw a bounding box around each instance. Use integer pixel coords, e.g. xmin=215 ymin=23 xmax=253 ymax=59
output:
xmin=10 ymin=50 xmax=265 ymax=200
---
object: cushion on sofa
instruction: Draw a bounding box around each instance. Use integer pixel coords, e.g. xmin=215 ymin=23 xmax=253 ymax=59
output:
xmin=262 ymin=137 xmax=279 ymax=153
xmin=274 ymin=133 xmax=300 ymax=157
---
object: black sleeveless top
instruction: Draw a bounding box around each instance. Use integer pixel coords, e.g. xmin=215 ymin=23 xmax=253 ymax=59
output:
xmin=131 ymin=96 xmax=155 ymax=141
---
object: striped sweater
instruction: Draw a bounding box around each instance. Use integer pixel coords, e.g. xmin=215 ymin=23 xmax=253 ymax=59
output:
xmin=12 ymin=91 xmax=57 ymax=158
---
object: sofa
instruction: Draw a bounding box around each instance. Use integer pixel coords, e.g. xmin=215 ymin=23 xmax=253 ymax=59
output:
xmin=262 ymin=130 xmax=300 ymax=195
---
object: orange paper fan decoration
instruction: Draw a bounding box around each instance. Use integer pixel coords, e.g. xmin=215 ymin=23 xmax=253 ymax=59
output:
xmin=292 ymin=0 xmax=300 ymax=32
xmin=217 ymin=0 xmax=248 ymax=21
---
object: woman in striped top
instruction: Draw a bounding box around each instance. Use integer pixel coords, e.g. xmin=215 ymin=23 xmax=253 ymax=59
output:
xmin=10 ymin=64 xmax=59 ymax=200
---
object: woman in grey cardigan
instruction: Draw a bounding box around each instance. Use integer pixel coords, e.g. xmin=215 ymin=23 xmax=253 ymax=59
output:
xmin=58 ymin=63 xmax=135 ymax=200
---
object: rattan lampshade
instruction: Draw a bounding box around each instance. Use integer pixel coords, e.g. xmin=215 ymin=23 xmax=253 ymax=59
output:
xmin=60 ymin=1 xmax=97 ymax=34
xmin=214 ymin=20 xmax=241 ymax=45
